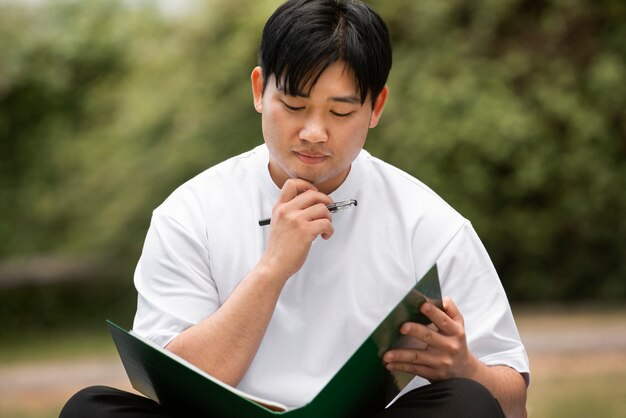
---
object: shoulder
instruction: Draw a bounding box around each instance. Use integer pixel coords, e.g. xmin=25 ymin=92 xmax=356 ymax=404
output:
xmin=181 ymin=146 xmax=262 ymax=193
xmin=154 ymin=145 xmax=265 ymax=223
xmin=358 ymin=150 xmax=466 ymax=227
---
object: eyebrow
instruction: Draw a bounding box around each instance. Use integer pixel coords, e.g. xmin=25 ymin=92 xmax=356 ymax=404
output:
xmin=278 ymin=88 xmax=361 ymax=105
xmin=329 ymin=95 xmax=360 ymax=104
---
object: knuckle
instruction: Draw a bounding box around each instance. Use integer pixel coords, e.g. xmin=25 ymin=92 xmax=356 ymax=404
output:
xmin=439 ymin=317 xmax=450 ymax=328
xmin=424 ymin=328 xmax=434 ymax=343
xmin=436 ymin=370 xmax=448 ymax=381
xmin=315 ymin=202 xmax=329 ymax=213
xmin=274 ymin=205 xmax=287 ymax=215
xmin=274 ymin=205 xmax=291 ymax=221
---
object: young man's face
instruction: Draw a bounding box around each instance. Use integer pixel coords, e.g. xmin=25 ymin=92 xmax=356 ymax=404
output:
xmin=252 ymin=61 xmax=388 ymax=195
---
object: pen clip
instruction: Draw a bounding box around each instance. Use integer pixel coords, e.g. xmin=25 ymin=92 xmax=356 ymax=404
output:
xmin=327 ymin=199 xmax=358 ymax=213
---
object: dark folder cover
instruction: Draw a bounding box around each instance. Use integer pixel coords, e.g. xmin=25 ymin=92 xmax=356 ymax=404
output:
xmin=108 ymin=265 xmax=440 ymax=417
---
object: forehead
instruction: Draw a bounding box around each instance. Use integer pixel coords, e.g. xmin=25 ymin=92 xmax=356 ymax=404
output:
xmin=274 ymin=61 xmax=362 ymax=99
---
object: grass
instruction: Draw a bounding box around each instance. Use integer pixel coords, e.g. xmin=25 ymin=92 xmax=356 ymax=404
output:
xmin=0 ymin=327 xmax=116 ymax=366
xmin=2 ymin=308 xmax=626 ymax=418
xmin=517 ymin=306 xmax=626 ymax=418
xmin=528 ymin=372 xmax=626 ymax=418
xmin=1 ymin=408 xmax=62 ymax=418
xmin=0 ymin=326 xmax=125 ymax=418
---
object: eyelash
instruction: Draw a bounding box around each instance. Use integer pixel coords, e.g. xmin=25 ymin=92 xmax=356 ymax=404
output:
xmin=282 ymin=102 xmax=304 ymax=112
xmin=281 ymin=101 xmax=353 ymax=118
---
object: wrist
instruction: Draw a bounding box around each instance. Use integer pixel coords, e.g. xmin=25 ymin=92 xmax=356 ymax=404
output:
xmin=462 ymin=353 xmax=486 ymax=382
xmin=253 ymin=257 xmax=291 ymax=288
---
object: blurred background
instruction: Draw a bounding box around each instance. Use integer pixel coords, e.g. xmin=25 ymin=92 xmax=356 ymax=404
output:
xmin=0 ymin=0 xmax=624 ymax=416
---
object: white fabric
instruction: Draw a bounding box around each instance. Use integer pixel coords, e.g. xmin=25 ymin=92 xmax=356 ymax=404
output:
xmin=133 ymin=144 xmax=530 ymax=408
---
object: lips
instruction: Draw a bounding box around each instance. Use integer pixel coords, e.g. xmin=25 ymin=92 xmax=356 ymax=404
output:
xmin=294 ymin=150 xmax=329 ymax=164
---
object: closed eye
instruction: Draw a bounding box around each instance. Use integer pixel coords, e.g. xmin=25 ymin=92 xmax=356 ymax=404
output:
xmin=281 ymin=101 xmax=305 ymax=112
xmin=331 ymin=111 xmax=354 ymax=118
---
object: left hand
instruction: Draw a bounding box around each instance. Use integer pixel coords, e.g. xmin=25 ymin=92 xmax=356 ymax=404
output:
xmin=382 ymin=297 xmax=480 ymax=382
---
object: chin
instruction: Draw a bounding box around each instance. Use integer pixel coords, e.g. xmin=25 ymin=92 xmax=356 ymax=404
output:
xmin=293 ymin=175 xmax=322 ymax=184
xmin=288 ymin=168 xmax=322 ymax=184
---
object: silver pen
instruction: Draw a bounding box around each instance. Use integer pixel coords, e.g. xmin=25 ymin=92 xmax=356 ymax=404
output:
xmin=258 ymin=199 xmax=357 ymax=226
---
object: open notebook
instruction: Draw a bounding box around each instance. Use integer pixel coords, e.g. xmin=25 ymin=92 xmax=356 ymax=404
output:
xmin=108 ymin=265 xmax=441 ymax=417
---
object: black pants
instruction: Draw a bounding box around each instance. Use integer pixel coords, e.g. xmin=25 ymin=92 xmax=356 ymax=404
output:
xmin=59 ymin=378 xmax=505 ymax=418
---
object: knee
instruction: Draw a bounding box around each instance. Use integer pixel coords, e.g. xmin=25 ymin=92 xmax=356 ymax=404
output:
xmin=451 ymin=377 xmax=493 ymax=397
xmin=445 ymin=378 xmax=504 ymax=418
xmin=59 ymin=386 xmax=118 ymax=418
xmin=392 ymin=378 xmax=505 ymax=418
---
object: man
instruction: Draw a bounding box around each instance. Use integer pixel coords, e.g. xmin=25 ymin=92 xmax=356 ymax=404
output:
xmin=61 ymin=0 xmax=529 ymax=417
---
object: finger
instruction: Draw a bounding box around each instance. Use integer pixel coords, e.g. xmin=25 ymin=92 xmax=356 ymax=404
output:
xmin=383 ymin=347 xmax=436 ymax=369
xmin=442 ymin=297 xmax=464 ymax=325
xmin=309 ymin=218 xmax=334 ymax=240
xmin=288 ymin=190 xmax=333 ymax=212
xmin=307 ymin=201 xmax=335 ymax=218
xmin=398 ymin=321 xmax=444 ymax=348
xmin=384 ymin=360 xmax=441 ymax=382
xmin=276 ymin=178 xmax=318 ymax=204
xmin=273 ymin=192 xmax=333 ymax=226
xmin=294 ymin=206 xmax=333 ymax=237
xmin=406 ymin=289 xmax=427 ymax=307
xmin=272 ymin=188 xmax=333 ymax=228
xmin=420 ymin=301 xmax=461 ymax=336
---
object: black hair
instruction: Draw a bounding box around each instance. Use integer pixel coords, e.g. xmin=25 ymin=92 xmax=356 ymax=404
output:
xmin=258 ymin=0 xmax=392 ymax=105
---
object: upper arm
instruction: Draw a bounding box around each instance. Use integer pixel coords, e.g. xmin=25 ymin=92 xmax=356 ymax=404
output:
xmin=133 ymin=209 xmax=219 ymax=347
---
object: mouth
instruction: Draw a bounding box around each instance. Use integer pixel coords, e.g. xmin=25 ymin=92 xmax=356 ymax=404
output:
xmin=294 ymin=150 xmax=329 ymax=165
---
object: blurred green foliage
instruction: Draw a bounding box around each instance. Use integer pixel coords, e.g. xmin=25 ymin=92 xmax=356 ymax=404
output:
xmin=0 ymin=0 xmax=624 ymax=305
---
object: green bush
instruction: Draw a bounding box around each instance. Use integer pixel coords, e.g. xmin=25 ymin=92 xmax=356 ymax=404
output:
xmin=1 ymin=0 xmax=624 ymax=302
xmin=367 ymin=0 xmax=626 ymax=301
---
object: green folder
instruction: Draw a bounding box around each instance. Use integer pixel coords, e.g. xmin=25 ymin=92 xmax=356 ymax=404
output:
xmin=108 ymin=265 xmax=441 ymax=417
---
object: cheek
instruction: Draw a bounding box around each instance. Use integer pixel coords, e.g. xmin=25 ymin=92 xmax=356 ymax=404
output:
xmin=261 ymin=112 xmax=280 ymax=141
xmin=263 ymin=109 xmax=293 ymax=139
xmin=332 ymin=133 xmax=366 ymax=170
xmin=341 ymin=123 xmax=368 ymax=152
xmin=346 ymin=140 xmax=365 ymax=163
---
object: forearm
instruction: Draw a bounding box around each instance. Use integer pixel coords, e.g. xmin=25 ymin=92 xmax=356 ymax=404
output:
xmin=166 ymin=180 xmax=332 ymax=387
xmin=165 ymin=263 xmax=287 ymax=387
xmin=468 ymin=361 xmax=528 ymax=418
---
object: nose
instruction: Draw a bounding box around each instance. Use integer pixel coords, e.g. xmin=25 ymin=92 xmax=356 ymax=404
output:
xmin=299 ymin=116 xmax=328 ymax=143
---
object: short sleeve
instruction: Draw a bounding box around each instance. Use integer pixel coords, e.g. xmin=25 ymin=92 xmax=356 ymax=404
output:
xmin=395 ymin=222 xmax=530 ymax=401
xmin=132 ymin=207 xmax=220 ymax=348
xmin=438 ymin=223 xmax=530 ymax=380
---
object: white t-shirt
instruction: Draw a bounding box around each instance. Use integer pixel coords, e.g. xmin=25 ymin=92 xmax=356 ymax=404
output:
xmin=133 ymin=144 xmax=529 ymax=408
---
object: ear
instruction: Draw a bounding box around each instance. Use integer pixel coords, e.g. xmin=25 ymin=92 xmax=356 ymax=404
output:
xmin=251 ymin=66 xmax=264 ymax=113
xmin=369 ymin=85 xmax=389 ymax=129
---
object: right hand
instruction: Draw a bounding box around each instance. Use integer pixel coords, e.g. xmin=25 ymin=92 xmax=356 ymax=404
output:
xmin=260 ymin=178 xmax=335 ymax=282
